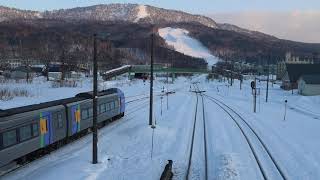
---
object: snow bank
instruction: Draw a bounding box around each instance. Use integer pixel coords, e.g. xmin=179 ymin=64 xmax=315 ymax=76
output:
xmin=158 ymin=27 xmax=220 ymax=67
xmin=135 ymin=5 xmax=149 ymax=22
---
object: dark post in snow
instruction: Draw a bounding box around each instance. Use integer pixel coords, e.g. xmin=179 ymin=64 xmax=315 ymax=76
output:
xmin=240 ymin=76 xmax=242 ymax=90
xmin=230 ymin=59 xmax=233 ymax=86
xmin=149 ymin=32 xmax=154 ymax=126
xmin=266 ymin=55 xmax=270 ymax=102
xmin=284 ymin=100 xmax=288 ymax=121
xmin=92 ymin=34 xmax=98 ymax=164
xmin=254 ymin=77 xmax=257 ymax=113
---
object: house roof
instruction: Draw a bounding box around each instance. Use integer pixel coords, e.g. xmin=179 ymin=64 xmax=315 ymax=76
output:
xmin=286 ymin=64 xmax=320 ymax=83
xmin=300 ymin=75 xmax=320 ymax=84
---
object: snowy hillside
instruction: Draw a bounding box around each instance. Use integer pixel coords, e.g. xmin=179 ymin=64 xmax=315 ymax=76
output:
xmin=134 ymin=5 xmax=149 ymax=22
xmin=158 ymin=27 xmax=220 ymax=67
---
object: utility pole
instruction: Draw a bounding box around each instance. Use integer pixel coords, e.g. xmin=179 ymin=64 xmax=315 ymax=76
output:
xmin=92 ymin=34 xmax=98 ymax=164
xmin=230 ymin=59 xmax=233 ymax=86
xmin=254 ymin=77 xmax=257 ymax=113
xmin=149 ymin=32 xmax=154 ymax=126
xmin=266 ymin=55 xmax=270 ymax=102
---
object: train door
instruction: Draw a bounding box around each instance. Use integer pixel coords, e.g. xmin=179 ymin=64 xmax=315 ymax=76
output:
xmin=39 ymin=112 xmax=52 ymax=148
xmin=71 ymin=105 xmax=81 ymax=135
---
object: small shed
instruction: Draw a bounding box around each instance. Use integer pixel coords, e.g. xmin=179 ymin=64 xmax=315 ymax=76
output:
xmin=298 ymin=75 xmax=320 ymax=96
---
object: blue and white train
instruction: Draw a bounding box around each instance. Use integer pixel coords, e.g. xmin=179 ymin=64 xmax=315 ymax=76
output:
xmin=0 ymin=88 xmax=125 ymax=169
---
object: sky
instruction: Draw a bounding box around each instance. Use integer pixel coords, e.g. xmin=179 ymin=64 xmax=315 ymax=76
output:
xmin=1 ymin=0 xmax=320 ymax=43
xmin=1 ymin=0 xmax=320 ymax=13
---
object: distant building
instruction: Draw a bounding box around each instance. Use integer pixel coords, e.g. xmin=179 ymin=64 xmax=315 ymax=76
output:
xmin=281 ymin=64 xmax=320 ymax=90
xmin=285 ymin=52 xmax=315 ymax=64
xmin=0 ymin=59 xmax=42 ymax=69
xmin=298 ymin=75 xmax=320 ymax=96
xmin=277 ymin=51 xmax=320 ymax=81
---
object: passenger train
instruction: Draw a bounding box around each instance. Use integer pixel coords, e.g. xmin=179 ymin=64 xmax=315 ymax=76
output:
xmin=0 ymin=88 xmax=125 ymax=169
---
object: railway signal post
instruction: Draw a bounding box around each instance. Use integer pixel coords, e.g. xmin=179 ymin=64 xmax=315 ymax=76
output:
xmin=149 ymin=32 xmax=154 ymax=126
xmin=251 ymin=79 xmax=257 ymax=113
xmin=92 ymin=34 xmax=98 ymax=164
xmin=266 ymin=56 xmax=270 ymax=102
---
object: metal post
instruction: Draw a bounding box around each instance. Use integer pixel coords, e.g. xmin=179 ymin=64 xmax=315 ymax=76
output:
xmin=149 ymin=33 xmax=154 ymax=126
xmin=167 ymin=92 xmax=169 ymax=110
xmin=92 ymin=34 xmax=98 ymax=164
xmin=161 ymin=96 xmax=163 ymax=116
xmin=266 ymin=58 xmax=269 ymax=102
xmin=254 ymin=77 xmax=257 ymax=113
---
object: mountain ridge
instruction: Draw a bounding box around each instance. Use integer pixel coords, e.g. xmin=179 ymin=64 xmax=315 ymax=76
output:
xmin=0 ymin=3 xmax=278 ymax=41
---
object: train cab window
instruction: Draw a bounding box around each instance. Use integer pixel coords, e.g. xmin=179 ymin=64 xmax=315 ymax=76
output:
xmin=57 ymin=113 xmax=63 ymax=128
xmin=3 ymin=129 xmax=17 ymax=147
xmin=32 ymin=123 xmax=39 ymax=137
xmin=20 ymin=125 xmax=32 ymax=141
xmin=81 ymin=109 xmax=88 ymax=120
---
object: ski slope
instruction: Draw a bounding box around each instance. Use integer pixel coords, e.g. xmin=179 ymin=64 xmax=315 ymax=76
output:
xmin=158 ymin=27 xmax=220 ymax=67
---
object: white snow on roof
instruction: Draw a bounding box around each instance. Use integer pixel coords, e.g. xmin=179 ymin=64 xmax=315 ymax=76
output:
xmin=134 ymin=5 xmax=149 ymax=22
xmin=158 ymin=27 xmax=220 ymax=67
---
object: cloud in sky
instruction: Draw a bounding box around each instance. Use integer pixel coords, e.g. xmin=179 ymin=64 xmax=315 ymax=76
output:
xmin=210 ymin=11 xmax=320 ymax=43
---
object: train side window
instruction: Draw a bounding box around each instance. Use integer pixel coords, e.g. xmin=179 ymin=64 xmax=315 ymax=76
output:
xmin=111 ymin=101 xmax=115 ymax=109
xmin=81 ymin=109 xmax=88 ymax=120
xmin=57 ymin=113 xmax=63 ymax=128
xmin=99 ymin=104 xmax=106 ymax=113
xmin=106 ymin=103 xmax=111 ymax=111
xmin=89 ymin=108 xmax=93 ymax=117
xmin=3 ymin=129 xmax=17 ymax=147
xmin=32 ymin=123 xmax=39 ymax=137
xmin=20 ymin=125 xmax=32 ymax=141
xmin=0 ymin=133 xmax=2 ymax=149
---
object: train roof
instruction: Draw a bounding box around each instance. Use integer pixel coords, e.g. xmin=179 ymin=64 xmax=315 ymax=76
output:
xmin=0 ymin=88 xmax=123 ymax=118
xmin=0 ymin=96 xmax=87 ymax=118
xmin=75 ymin=88 xmax=121 ymax=98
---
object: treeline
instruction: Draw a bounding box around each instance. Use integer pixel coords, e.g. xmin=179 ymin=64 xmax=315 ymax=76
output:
xmin=0 ymin=19 xmax=207 ymax=70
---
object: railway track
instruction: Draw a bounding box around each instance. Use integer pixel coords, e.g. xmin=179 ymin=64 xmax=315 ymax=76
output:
xmin=204 ymin=94 xmax=287 ymax=180
xmin=185 ymin=84 xmax=208 ymax=180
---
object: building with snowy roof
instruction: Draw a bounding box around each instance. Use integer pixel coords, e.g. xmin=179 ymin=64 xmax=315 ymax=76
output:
xmin=280 ymin=63 xmax=320 ymax=90
xmin=298 ymin=75 xmax=320 ymax=96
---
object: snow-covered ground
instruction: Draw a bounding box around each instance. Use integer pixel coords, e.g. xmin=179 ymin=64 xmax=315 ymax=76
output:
xmin=2 ymin=75 xmax=320 ymax=180
xmin=158 ymin=27 xmax=220 ymax=67
xmin=0 ymin=76 xmax=134 ymax=110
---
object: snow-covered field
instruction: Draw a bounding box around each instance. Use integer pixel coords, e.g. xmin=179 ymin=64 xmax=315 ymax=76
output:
xmin=158 ymin=27 xmax=220 ymax=67
xmin=2 ymin=75 xmax=320 ymax=180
